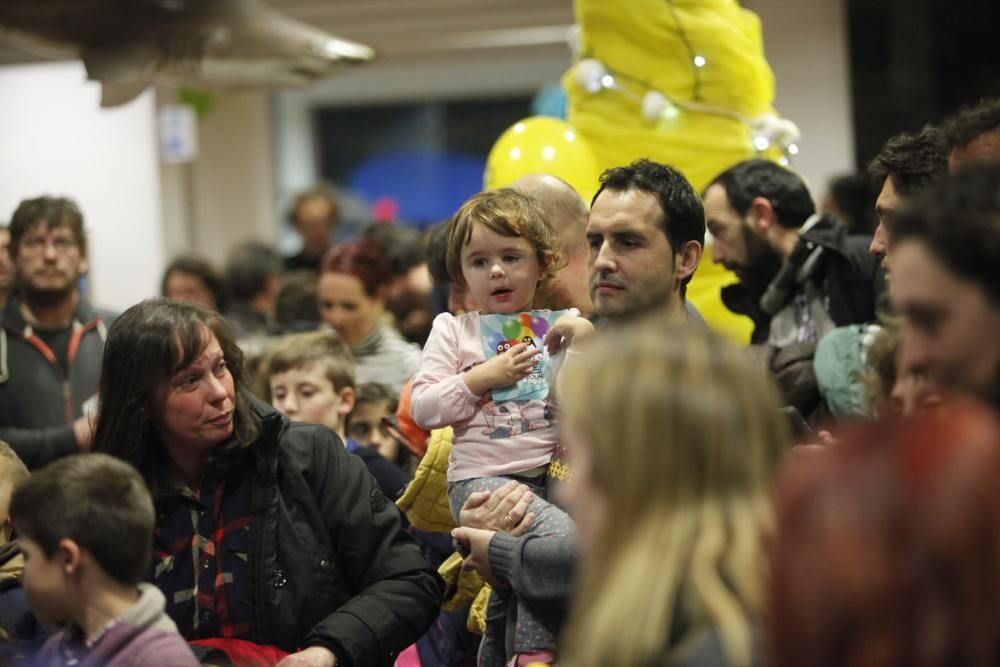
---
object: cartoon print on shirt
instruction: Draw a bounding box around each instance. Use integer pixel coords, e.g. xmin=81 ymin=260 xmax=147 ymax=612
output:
xmin=476 ymin=393 xmax=552 ymax=439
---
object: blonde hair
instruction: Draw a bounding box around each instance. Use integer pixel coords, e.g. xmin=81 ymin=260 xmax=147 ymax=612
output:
xmin=446 ymin=187 xmax=561 ymax=290
xmin=560 ymin=323 xmax=790 ymax=667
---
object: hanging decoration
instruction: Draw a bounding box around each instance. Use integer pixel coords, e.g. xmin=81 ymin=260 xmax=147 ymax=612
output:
xmin=562 ymin=0 xmax=798 ymax=343
xmin=563 ymin=0 xmax=801 ymax=191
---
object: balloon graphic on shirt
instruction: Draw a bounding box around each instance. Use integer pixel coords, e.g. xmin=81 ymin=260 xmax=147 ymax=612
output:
xmin=530 ymin=316 xmax=550 ymax=339
xmin=502 ymin=318 xmax=523 ymax=340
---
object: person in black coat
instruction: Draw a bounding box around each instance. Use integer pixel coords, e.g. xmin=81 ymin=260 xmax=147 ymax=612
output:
xmin=93 ymin=299 xmax=442 ymax=667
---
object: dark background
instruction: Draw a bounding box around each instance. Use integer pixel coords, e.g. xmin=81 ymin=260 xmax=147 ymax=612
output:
xmin=848 ymin=0 xmax=1000 ymax=167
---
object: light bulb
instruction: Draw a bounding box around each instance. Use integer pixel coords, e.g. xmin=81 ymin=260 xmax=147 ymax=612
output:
xmin=693 ymin=55 xmax=706 ymax=68
xmin=641 ymin=90 xmax=668 ymax=122
xmin=574 ymin=59 xmax=607 ymax=94
xmin=754 ymin=136 xmax=770 ymax=151
xmin=600 ymin=74 xmax=615 ymax=88
xmin=788 ymin=143 xmax=800 ymax=155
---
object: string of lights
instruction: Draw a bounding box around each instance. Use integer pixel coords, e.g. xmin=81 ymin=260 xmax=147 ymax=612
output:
xmin=568 ymin=15 xmax=803 ymax=164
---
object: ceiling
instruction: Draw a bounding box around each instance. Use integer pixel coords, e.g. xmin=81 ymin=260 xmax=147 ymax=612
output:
xmin=0 ymin=0 xmax=576 ymax=67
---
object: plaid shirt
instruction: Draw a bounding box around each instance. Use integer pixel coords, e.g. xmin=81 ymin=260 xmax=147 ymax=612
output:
xmin=152 ymin=476 xmax=253 ymax=641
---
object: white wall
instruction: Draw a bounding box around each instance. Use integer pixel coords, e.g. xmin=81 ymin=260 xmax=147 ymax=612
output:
xmin=0 ymin=61 xmax=164 ymax=311
xmin=745 ymin=0 xmax=855 ymax=197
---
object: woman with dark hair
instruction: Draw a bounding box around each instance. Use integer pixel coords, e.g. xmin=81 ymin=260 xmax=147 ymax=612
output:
xmin=161 ymin=256 xmax=225 ymax=311
xmin=93 ymin=299 xmax=441 ymax=667
xmin=318 ymin=241 xmax=421 ymax=393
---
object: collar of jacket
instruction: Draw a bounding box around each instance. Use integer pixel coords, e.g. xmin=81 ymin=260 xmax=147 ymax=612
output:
xmin=246 ymin=393 xmax=288 ymax=478
xmin=351 ymin=321 xmax=385 ymax=358
xmin=1 ymin=291 xmax=104 ymax=332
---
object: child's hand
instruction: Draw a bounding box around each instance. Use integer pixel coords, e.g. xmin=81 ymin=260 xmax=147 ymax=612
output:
xmin=545 ymin=315 xmax=596 ymax=355
xmin=464 ymin=343 xmax=540 ymax=395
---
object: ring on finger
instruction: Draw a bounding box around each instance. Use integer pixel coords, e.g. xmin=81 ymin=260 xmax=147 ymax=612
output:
xmin=503 ymin=512 xmax=514 ymax=527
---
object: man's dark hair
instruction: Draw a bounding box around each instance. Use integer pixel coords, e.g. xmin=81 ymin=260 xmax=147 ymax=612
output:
xmin=10 ymin=453 xmax=154 ymax=587
xmin=362 ymin=223 xmax=426 ymax=278
xmin=94 ymin=299 xmax=260 ymax=486
xmin=892 ymin=162 xmax=1000 ymax=305
xmin=705 ymin=159 xmax=816 ymax=230
xmin=288 ymin=184 xmax=339 ymax=227
xmin=592 ymin=159 xmax=705 ymax=297
xmin=867 ymin=126 xmax=948 ymax=197
xmin=225 ymin=242 xmax=281 ymax=301
xmin=827 ymin=173 xmax=878 ymax=236
xmin=939 ymin=98 xmax=1000 ymax=153
xmin=8 ymin=196 xmax=86 ymax=257
xmin=426 ymin=219 xmax=453 ymax=287
xmin=275 ymin=270 xmax=320 ymax=328
xmin=161 ymin=255 xmax=226 ymax=308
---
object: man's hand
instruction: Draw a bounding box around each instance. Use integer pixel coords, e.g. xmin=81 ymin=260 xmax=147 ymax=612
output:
xmin=459 ymin=479 xmax=535 ymax=535
xmin=73 ymin=414 xmax=94 ymax=452
xmin=452 ymin=526 xmax=499 ymax=586
xmin=276 ymin=646 xmax=337 ymax=667
xmin=463 ymin=344 xmax=541 ymax=396
xmin=545 ymin=315 xmax=595 ymax=355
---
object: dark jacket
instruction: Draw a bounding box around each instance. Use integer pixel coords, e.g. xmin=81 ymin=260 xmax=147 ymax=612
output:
xmin=179 ymin=400 xmax=442 ymax=666
xmin=722 ymin=215 xmax=885 ymax=345
xmin=0 ymin=294 xmax=112 ymax=469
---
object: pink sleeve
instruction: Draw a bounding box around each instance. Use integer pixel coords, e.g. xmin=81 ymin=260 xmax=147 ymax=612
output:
xmin=411 ymin=313 xmax=482 ymax=429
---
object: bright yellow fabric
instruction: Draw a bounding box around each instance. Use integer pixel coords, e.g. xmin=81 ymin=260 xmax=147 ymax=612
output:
xmin=565 ymin=0 xmax=778 ymax=193
xmin=396 ymin=427 xmax=456 ymax=533
xmin=563 ymin=0 xmax=778 ymax=340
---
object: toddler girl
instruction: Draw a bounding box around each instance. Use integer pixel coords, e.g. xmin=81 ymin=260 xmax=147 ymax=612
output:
xmin=411 ymin=187 xmax=592 ymax=666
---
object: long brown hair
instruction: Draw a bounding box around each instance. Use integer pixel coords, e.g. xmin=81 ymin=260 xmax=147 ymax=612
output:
xmin=93 ymin=299 xmax=260 ymax=487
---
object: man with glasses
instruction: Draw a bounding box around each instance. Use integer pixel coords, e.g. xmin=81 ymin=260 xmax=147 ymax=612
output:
xmin=0 ymin=196 xmax=112 ymax=468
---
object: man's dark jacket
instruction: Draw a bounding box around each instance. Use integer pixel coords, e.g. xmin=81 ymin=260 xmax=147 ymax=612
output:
xmin=0 ymin=294 xmax=111 ymax=468
xmin=154 ymin=401 xmax=443 ymax=667
xmin=721 ymin=215 xmax=885 ymax=344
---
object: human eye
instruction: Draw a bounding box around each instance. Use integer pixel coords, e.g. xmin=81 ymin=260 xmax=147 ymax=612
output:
xmin=213 ymin=359 xmax=228 ymax=376
xmin=178 ymin=374 xmax=200 ymax=391
xmin=300 ymin=385 xmax=317 ymax=398
xmin=503 ymin=254 xmax=521 ymax=263
xmin=586 ymin=235 xmax=602 ymax=251
xmin=271 ymin=387 xmax=287 ymax=400
xmin=470 ymin=257 xmax=488 ymax=268
xmin=617 ymin=234 xmax=642 ymax=249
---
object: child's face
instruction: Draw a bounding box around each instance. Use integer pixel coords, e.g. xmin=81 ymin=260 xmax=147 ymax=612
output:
xmin=347 ymin=400 xmax=399 ymax=462
xmin=460 ymin=225 xmax=541 ymax=314
xmin=20 ymin=536 xmax=72 ymax=624
xmin=269 ymin=363 xmax=353 ymax=436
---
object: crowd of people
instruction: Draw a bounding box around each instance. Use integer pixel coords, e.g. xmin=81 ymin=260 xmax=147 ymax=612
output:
xmin=0 ymin=96 xmax=996 ymax=667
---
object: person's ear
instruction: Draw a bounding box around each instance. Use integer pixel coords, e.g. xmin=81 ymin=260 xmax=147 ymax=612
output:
xmin=748 ymin=197 xmax=776 ymax=236
xmin=58 ymin=538 xmax=82 ymax=576
xmin=337 ymin=386 xmax=356 ymax=418
xmin=674 ymin=240 xmax=702 ymax=283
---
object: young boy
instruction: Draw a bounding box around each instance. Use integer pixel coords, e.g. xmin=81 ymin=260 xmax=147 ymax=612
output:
xmin=346 ymin=382 xmax=414 ymax=474
xmin=264 ymin=330 xmax=410 ymax=500
xmin=10 ymin=453 xmax=199 ymax=667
